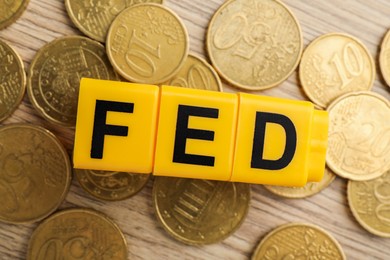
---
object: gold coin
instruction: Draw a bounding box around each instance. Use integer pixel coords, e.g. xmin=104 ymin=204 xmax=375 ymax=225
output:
xmin=379 ymin=29 xmax=390 ymax=87
xmin=153 ymin=177 xmax=250 ymax=245
xmin=164 ymin=53 xmax=222 ymax=91
xmin=252 ymin=223 xmax=346 ymax=259
xmin=327 ymin=91 xmax=390 ymax=181
xmin=0 ymin=124 xmax=71 ymax=224
xmin=207 ymin=0 xmax=303 ymax=90
xmin=0 ymin=0 xmax=29 ymax=30
xmin=75 ymin=169 xmax=150 ymax=201
xmin=300 ymin=33 xmax=375 ymax=108
xmin=65 ymin=0 xmax=164 ymax=43
xmin=27 ymin=208 xmax=128 ymax=259
xmin=106 ymin=3 xmax=189 ymax=84
xmin=264 ymin=167 xmax=336 ymax=198
xmin=0 ymin=39 xmax=26 ymax=122
xmin=27 ymin=36 xmax=118 ymax=127
xmin=348 ymin=170 xmax=390 ymax=237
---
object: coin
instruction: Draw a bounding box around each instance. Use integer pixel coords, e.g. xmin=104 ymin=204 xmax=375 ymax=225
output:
xmin=153 ymin=177 xmax=250 ymax=245
xmin=264 ymin=167 xmax=336 ymax=198
xmin=252 ymin=223 xmax=346 ymax=259
xmin=206 ymin=0 xmax=302 ymax=90
xmin=379 ymin=29 xmax=390 ymax=87
xmin=75 ymin=169 xmax=150 ymax=201
xmin=0 ymin=124 xmax=71 ymax=224
xmin=300 ymin=33 xmax=375 ymax=108
xmin=326 ymin=91 xmax=390 ymax=181
xmin=164 ymin=53 xmax=222 ymax=91
xmin=65 ymin=0 xmax=164 ymax=43
xmin=0 ymin=39 xmax=26 ymax=122
xmin=27 ymin=36 xmax=118 ymax=127
xmin=348 ymin=170 xmax=390 ymax=237
xmin=0 ymin=0 xmax=30 ymax=30
xmin=27 ymin=208 xmax=127 ymax=259
xmin=106 ymin=3 xmax=189 ymax=84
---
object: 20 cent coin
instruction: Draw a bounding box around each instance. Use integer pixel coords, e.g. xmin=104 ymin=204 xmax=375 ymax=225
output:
xmin=327 ymin=91 xmax=390 ymax=181
xmin=207 ymin=0 xmax=303 ymax=90
xmin=0 ymin=39 xmax=26 ymax=122
xmin=27 ymin=36 xmax=118 ymax=127
xmin=252 ymin=223 xmax=345 ymax=259
xmin=27 ymin=208 xmax=127 ymax=259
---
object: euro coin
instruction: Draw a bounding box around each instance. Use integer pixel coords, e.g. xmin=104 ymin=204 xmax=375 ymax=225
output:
xmin=27 ymin=208 xmax=127 ymax=259
xmin=65 ymin=0 xmax=164 ymax=43
xmin=300 ymin=33 xmax=375 ymax=108
xmin=327 ymin=91 xmax=390 ymax=181
xmin=27 ymin=36 xmax=118 ymax=127
xmin=165 ymin=53 xmax=222 ymax=91
xmin=75 ymin=169 xmax=150 ymax=201
xmin=348 ymin=170 xmax=390 ymax=237
xmin=106 ymin=3 xmax=189 ymax=84
xmin=0 ymin=124 xmax=71 ymax=224
xmin=379 ymin=29 xmax=390 ymax=87
xmin=153 ymin=177 xmax=250 ymax=245
xmin=252 ymin=223 xmax=346 ymax=260
xmin=264 ymin=167 xmax=336 ymax=198
xmin=0 ymin=0 xmax=29 ymax=30
xmin=207 ymin=0 xmax=303 ymax=90
xmin=0 ymin=39 xmax=26 ymax=122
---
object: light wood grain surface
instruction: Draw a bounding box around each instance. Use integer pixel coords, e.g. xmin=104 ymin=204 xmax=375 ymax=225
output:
xmin=1 ymin=0 xmax=390 ymax=259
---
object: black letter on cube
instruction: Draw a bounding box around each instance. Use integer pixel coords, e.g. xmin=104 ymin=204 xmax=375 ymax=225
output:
xmin=251 ymin=112 xmax=297 ymax=170
xmin=173 ymin=105 xmax=219 ymax=166
xmin=91 ymin=100 xmax=134 ymax=159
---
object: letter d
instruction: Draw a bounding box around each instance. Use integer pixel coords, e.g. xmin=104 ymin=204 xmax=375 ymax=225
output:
xmin=251 ymin=112 xmax=297 ymax=170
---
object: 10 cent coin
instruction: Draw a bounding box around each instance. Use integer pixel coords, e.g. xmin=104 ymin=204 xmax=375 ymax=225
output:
xmin=107 ymin=3 xmax=189 ymax=84
xmin=300 ymin=33 xmax=375 ymax=108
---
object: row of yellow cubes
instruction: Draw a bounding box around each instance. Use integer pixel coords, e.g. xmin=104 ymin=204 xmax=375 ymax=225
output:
xmin=73 ymin=78 xmax=328 ymax=186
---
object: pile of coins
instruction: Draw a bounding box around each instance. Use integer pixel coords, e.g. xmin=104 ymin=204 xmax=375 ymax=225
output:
xmin=0 ymin=0 xmax=389 ymax=259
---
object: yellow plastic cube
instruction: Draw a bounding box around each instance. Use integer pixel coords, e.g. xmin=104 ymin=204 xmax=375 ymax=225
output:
xmin=73 ymin=78 xmax=159 ymax=173
xmin=153 ymin=86 xmax=238 ymax=181
xmin=73 ymin=79 xmax=328 ymax=186
xmin=231 ymin=93 xmax=328 ymax=186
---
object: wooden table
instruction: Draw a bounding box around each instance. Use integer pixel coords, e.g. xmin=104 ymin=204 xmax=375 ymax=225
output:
xmin=0 ymin=0 xmax=389 ymax=259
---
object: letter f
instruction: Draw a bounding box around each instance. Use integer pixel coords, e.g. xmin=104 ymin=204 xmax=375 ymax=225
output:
xmin=91 ymin=100 xmax=134 ymax=159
